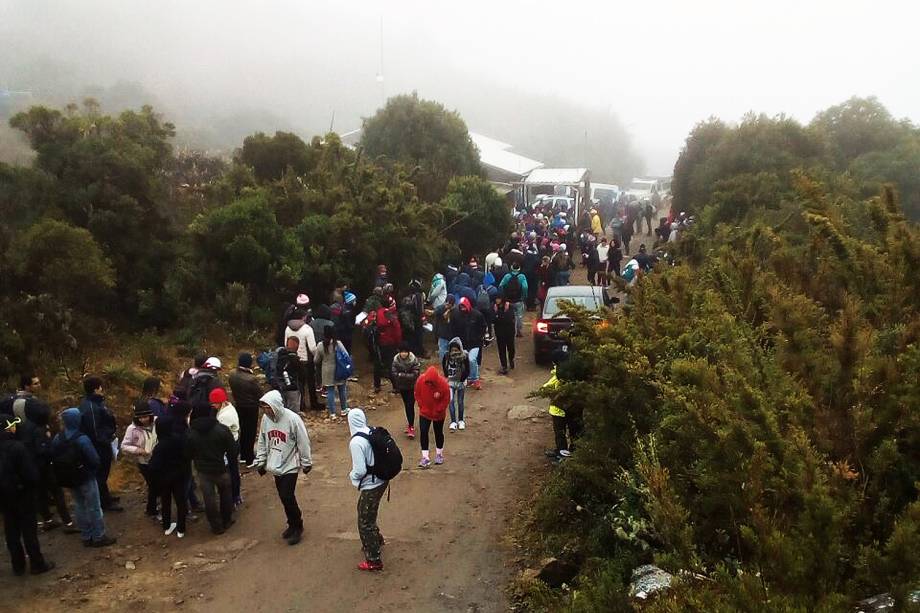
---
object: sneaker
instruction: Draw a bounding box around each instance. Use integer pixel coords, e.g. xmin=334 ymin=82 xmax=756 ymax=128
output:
xmin=449 ymin=422 xmax=458 ymax=431
xmin=286 ymin=527 xmax=303 ymax=546
xmin=434 ymin=453 xmax=444 ymax=465
xmin=471 ymin=381 xmax=481 ymax=391
xmin=239 ymin=458 xmax=247 ymax=464
xmin=30 ymin=560 xmax=55 ymax=575
xmin=339 ymin=408 xmax=349 ymax=416
xmin=418 ymin=457 xmax=431 ymax=469
xmin=407 ymin=426 xmax=415 ymax=439
xmin=331 ymin=414 xmax=339 ymax=421
xmin=164 ymin=523 xmax=178 ymax=536
xmin=282 ymin=526 xmax=294 ymax=540
xmin=40 ymin=519 xmax=61 ymax=531
xmin=559 ymin=449 xmax=572 ymax=457
xmin=90 ymin=535 xmax=117 ymax=548
xmin=357 ymin=560 xmax=383 ymax=572
xmin=177 ymin=531 xmax=185 ymax=539
xmin=458 ymin=420 xmax=466 ymax=430
xmin=63 ymin=522 xmax=80 ymax=534
xmin=498 ymin=368 xmax=508 ymax=376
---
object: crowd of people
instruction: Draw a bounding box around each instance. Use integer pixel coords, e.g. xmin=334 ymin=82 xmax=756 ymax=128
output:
xmin=0 ymin=188 xmax=681 ymax=577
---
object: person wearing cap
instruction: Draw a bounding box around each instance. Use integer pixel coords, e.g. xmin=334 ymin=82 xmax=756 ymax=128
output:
xmin=188 ymin=357 xmax=224 ymax=413
xmin=451 ymin=297 xmax=486 ymax=391
xmin=177 ymin=354 xmax=207 ymax=399
xmin=210 ymin=388 xmax=242 ymax=506
xmin=77 ymin=376 xmax=122 ymax=512
xmin=590 ymin=208 xmax=603 ymax=236
xmin=185 ymin=391 xmax=237 ymax=535
xmin=1 ymin=415 xmax=55 ymax=575
xmin=228 ymin=352 xmax=263 ymax=466
xmin=120 ymin=401 xmax=158 ymax=518
xmin=253 ymin=390 xmax=312 ymax=546
xmin=276 ymin=294 xmax=311 ymax=347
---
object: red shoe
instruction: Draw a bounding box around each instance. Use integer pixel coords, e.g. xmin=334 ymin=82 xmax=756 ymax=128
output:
xmin=471 ymin=380 xmax=482 ymax=391
xmin=358 ymin=560 xmax=383 ymax=572
xmin=407 ymin=426 xmax=415 ymax=439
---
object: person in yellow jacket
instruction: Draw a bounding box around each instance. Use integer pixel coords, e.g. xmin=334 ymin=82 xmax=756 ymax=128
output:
xmin=590 ymin=208 xmax=604 ymax=237
xmin=541 ymin=350 xmax=582 ymax=460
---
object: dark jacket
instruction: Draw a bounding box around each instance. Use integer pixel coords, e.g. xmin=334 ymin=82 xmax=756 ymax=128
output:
xmin=433 ymin=303 xmax=454 ymax=341
xmin=453 ymin=273 xmax=477 ymax=304
xmin=53 ymin=408 xmax=100 ymax=482
xmin=149 ymin=416 xmax=191 ymax=485
xmin=18 ymin=400 xmax=54 ymax=469
xmin=332 ymin=301 xmax=356 ymax=342
xmin=0 ymin=430 xmax=39 ymax=507
xmin=229 ymin=368 xmax=262 ymax=409
xmin=78 ymin=393 xmax=116 ymax=445
xmin=493 ymin=301 xmax=516 ymax=335
xmin=451 ymin=305 xmax=487 ymax=350
xmin=391 ymin=352 xmax=421 ymax=392
xmin=186 ymin=417 xmax=237 ymax=475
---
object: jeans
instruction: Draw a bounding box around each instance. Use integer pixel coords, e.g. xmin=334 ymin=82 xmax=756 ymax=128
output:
xmin=325 ymin=384 xmax=348 ymax=416
xmin=71 ymin=478 xmax=106 ymax=542
xmin=93 ymin=441 xmax=114 ymax=508
xmin=198 ymin=471 xmax=233 ymax=533
xmin=3 ymin=497 xmax=45 ymax=573
xmin=512 ymin=301 xmax=525 ymax=336
xmin=137 ymin=464 xmax=159 ymax=515
xmin=357 ymin=484 xmax=387 ymax=563
xmin=274 ymin=473 xmax=302 ymax=530
xmin=437 ymin=338 xmax=450 ymax=360
xmin=160 ymin=476 xmax=188 ymax=533
xmin=468 ymin=347 xmax=481 ymax=382
xmin=36 ymin=463 xmax=72 ymax=524
xmin=238 ymin=404 xmax=259 ymax=464
xmin=448 ymin=385 xmax=465 ymax=423
xmin=556 ymin=270 xmax=571 ymax=286
xmin=496 ymin=330 xmax=516 ymax=370
xmin=374 ymin=346 xmax=398 ymax=390
xmin=187 ymin=475 xmax=202 ymax=510
xmin=400 ymin=389 xmax=415 ymax=427
xmin=418 ymin=417 xmax=444 ymax=451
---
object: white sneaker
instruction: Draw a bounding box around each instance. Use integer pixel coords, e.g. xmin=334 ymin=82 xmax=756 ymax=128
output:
xmin=449 ymin=422 xmax=458 ymax=431
xmin=559 ymin=449 xmax=572 ymax=457
xmin=164 ymin=522 xmax=177 ymax=536
xmin=177 ymin=531 xmax=185 ymax=539
xmin=458 ymin=420 xmax=466 ymax=430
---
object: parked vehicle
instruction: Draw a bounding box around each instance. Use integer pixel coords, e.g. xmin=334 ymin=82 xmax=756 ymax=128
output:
xmin=533 ymin=285 xmax=614 ymax=363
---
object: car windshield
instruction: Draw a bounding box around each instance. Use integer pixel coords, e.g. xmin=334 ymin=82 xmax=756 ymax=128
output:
xmin=543 ymin=294 xmax=603 ymax=316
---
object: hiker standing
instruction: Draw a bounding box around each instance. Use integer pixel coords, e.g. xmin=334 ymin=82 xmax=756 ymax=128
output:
xmin=1 ymin=416 xmax=55 ymax=575
xmin=415 ymin=367 xmax=449 ymax=468
xmin=52 ymin=408 xmax=117 ymax=547
xmin=347 ymin=408 xmax=389 ymax=572
xmin=149 ymin=415 xmax=190 ymax=539
xmin=211 ymin=388 xmax=243 ymax=506
xmin=139 ymin=377 xmax=168 ymax=418
xmin=284 ymin=309 xmax=319 ymax=411
xmin=228 ymin=352 xmax=262 ymax=466
xmin=185 ymin=395 xmax=237 ymax=535
xmin=442 ymin=338 xmax=471 ymax=431
xmin=77 ymin=377 xmax=122 ymax=512
xmin=433 ymin=294 xmax=456 ymax=360
xmin=314 ymin=326 xmax=350 ymax=420
xmin=372 ymin=294 xmax=403 ymax=393
xmin=391 ymin=342 xmax=420 ymax=439
xmin=120 ymin=401 xmax=158 ymax=518
xmin=253 ymin=390 xmax=312 ymax=546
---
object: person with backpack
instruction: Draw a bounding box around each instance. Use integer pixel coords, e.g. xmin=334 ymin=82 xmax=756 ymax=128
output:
xmin=211 ymin=388 xmax=242 ymax=506
xmin=1 ymin=416 xmax=55 ymax=575
xmin=314 ymin=326 xmax=350 ymax=421
xmin=188 ymin=357 xmax=224 ymax=415
xmin=429 ymin=273 xmax=447 ymax=310
xmin=77 ymin=376 xmax=122 ymax=512
xmin=415 ymin=367 xmax=449 ymax=468
xmin=185 ymin=393 xmax=237 ymax=535
xmin=120 ymin=401 xmax=157 ymax=518
xmin=347 ymin=408 xmax=395 ymax=572
xmin=433 ymin=294 xmax=456 ymax=361
xmin=275 ymin=293 xmax=311 ymax=348
xmin=442 ymin=338 xmax=471 ymax=431
xmin=274 ymin=347 xmax=303 ymax=413
xmin=228 ymin=352 xmax=262 ymax=466
xmin=331 ymin=291 xmax=358 ymax=355
xmin=253 ymin=390 xmax=312 ymax=546
xmin=284 ymin=309 xmax=319 ymax=411
xmin=0 ymin=374 xmax=44 ymax=421
xmin=452 ymin=298 xmax=486 ymax=391
xmin=139 ymin=377 xmax=167 ymax=418
xmin=542 ymin=351 xmax=583 ymax=461
xmin=177 ymin=354 xmax=207 ymax=399
xmin=52 ymin=408 xmax=117 ymax=547
xmin=493 ymin=294 xmax=516 ymax=375
xmin=149 ymin=414 xmax=190 ymax=539
xmin=499 ymin=265 xmax=529 ymax=338
xmin=391 ymin=342 xmax=420 ymax=439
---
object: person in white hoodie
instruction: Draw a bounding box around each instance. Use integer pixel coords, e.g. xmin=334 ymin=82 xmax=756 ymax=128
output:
xmin=347 ymin=408 xmax=388 ymax=571
xmin=254 ymin=390 xmax=313 ymax=545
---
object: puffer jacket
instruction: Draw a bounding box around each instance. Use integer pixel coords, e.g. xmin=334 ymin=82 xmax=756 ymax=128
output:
xmin=391 ymin=352 xmax=420 ymax=392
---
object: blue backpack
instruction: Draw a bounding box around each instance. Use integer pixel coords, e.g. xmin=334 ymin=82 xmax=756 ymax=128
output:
xmin=334 ymin=344 xmax=354 ymax=382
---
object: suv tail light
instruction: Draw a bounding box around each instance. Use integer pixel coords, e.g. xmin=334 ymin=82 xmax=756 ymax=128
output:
xmin=535 ymin=320 xmax=549 ymax=334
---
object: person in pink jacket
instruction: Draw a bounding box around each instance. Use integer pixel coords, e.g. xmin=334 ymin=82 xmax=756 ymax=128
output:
xmin=121 ymin=402 xmax=157 ymax=518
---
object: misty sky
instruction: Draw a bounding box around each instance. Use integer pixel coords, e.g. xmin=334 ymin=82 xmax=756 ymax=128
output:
xmin=2 ymin=0 xmax=918 ymax=175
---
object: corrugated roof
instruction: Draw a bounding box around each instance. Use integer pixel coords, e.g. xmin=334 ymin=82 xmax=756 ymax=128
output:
xmin=471 ymin=132 xmax=542 ymax=177
xmin=524 ymin=168 xmax=590 ymax=185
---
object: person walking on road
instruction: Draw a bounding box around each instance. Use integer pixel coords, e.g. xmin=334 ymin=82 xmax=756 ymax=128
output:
xmin=391 ymin=342 xmax=420 ymax=439
xmin=253 ymin=390 xmax=312 ymax=546
xmin=493 ymin=294 xmax=516 ymax=375
xmin=347 ymin=408 xmax=389 ymax=572
xmin=442 ymin=338 xmax=471 ymax=431
xmin=228 ymin=352 xmax=262 ymax=466
xmin=414 ymin=367 xmax=449 ymax=468
xmin=499 ymin=264 xmax=528 ymax=338
xmin=185 ymin=397 xmax=237 ymax=535
xmin=1 ymin=416 xmax=55 ymax=575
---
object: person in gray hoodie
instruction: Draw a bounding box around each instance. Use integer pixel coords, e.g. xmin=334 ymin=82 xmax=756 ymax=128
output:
xmin=347 ymin=408 xmax=388 ymax=571
xmin=441 ymin=337 xmax=471 ymax=431
xmin=253 ymin=390 xmax=312 ymax=545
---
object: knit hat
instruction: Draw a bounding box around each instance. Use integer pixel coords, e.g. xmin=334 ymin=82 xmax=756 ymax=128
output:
xmin=238 ymin=352 xmax=253 ymax=368
xmin=344 ymin=291 xmax=357 ymax=305
xmin=133 ymin=399 xmax=153 ymax=419
xmin=295 ymin=293 xmax=310 ymax=306
xmin=208 ymin=388 xmax=228 ymax=405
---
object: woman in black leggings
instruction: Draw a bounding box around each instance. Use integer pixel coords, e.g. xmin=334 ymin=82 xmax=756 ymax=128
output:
xmin=391 ymin=343 xmax=420 ymax=439
xmin=414 ymin=366 xmax=450 ymax=469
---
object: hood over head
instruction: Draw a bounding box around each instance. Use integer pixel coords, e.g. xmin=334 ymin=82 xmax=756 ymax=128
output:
xmin=347 ymin=408 xmax=370 ymax=436
xmin=287 ymin=319 xmax=306 ymax=331
xmin=455 ymin=272 xmax=471 ymax=288
xmin=61 ymin=408 xmax=81 ymax=436
xmin=259 ymin=390 xmax=285 ymax=420
xmin=448 ymin=337 xmax=465 ymax=352
xmin=459 ymin=297 xmax=472 ymax=312
xmin=191 ymin=415 xmax=219 ymax=434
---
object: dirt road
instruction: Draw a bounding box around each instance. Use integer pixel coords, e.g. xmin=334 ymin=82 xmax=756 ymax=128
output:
xmin=1 ymin=313 xmax=553 ymax=612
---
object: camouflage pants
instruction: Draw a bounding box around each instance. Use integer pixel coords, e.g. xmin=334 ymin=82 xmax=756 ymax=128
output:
xmin=357 ymin=484 xmax=387 ymax=562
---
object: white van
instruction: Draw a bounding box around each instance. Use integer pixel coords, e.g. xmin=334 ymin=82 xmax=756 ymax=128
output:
xmin=590 ymin=183 xmax=620 ymax=206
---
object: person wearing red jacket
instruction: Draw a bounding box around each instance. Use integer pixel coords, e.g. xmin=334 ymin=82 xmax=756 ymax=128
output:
xmin=414 ymin=367 xmax=450 ymax=468
xmin=372 ymin=296 xmax=403 ymax=393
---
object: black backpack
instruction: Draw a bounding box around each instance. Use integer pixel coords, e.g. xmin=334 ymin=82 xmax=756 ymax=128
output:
xmin=352 ymin=426 xmax=402 ymax=483
xmin=188 ymin=373 xmax=215 ymax=408
xmin=52 ymin=435 xmax=89 ymax=488
xmin=504 ymin=273 xmax=522 ymax=302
